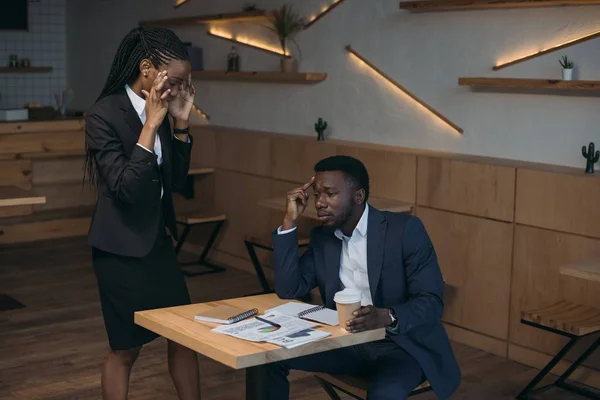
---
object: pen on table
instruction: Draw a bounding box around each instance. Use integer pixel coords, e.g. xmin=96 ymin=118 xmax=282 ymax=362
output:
xmin=256 ymin=316 xmax=281 ymax=328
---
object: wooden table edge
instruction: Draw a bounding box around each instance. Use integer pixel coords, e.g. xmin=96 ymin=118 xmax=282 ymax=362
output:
xmin=134 ymin=311 xmax=242 ymax=369
xmin=135 ymin=310 xmax=386 ymax=370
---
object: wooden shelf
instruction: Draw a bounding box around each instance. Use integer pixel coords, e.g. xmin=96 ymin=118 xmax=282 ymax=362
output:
xmin=0 ymin=187 xmax=46 ymax=207
xmin=458 ymin=77 xmax=600 ymax=90
xmin=399 ymin=0 xmax=600 ymax=11
xmin=191 ymin=71 xmax=327 ymax=84
xmin=0 ymin=67 xmax=53 ymax=73
xmin=139 ymin=10 xmax=273 ymax=27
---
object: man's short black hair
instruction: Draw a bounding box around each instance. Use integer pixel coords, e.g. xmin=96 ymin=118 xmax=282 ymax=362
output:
xmin=314 ymin=155 xmax=370 ymax=202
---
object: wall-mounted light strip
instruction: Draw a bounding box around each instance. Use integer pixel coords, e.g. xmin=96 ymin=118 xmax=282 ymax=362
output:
xmin=345 ymin=45 xmax=463 ymax=134
xmin=304 ymin=0 xmax=346 ymax=30
xmin=493 ymin=29 xmax=600 ymax=70
xmin=174 ymin=0 xmax=190 ymax=8
xmin=207 ymin=30 xmax=290 ymax=58
xmin=193 ymin=103 xmax=210 ymax=120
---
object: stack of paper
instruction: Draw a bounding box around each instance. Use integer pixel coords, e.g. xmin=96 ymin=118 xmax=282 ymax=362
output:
xmin=267 ymin=329 xmax=331 ymax=349
xmin=211 ymin=311 xmax=316 ymax=342
xmin=211 ymin=311 xmax=330 ymax=348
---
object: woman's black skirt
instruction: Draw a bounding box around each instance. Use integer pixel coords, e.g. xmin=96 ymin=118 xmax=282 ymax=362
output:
xmin=92 ymin=235 xmax=191 ymax=351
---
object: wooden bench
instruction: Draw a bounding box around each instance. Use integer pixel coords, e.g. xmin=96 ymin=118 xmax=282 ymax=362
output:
xmin=243 ymin=234 xmax=309 ymax=295
xmin=314 ymin=373 xmax=432 ymax=399
xmin=174 ymin=212 xmax=227 ymax=277
xmin=517 ymin=301 xmax=600 ymax=399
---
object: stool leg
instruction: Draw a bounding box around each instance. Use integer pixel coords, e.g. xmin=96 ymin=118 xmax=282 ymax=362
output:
xmin=555 ymin=336 xmax=600 ymax=399
xmin=516 ymin=335 xmax=579 ymax=399
xmin=198 ymin=220 xmax=224 ymax=265
xmin=244 ymin=241 xmax=272 ymax=294
xmin=180 ymin=221 xmax=226 ymax=276
xmin=314 ymin=376 xmax=344 ymax=400
xmin=175 ymin=224 xmax=191 ymax=255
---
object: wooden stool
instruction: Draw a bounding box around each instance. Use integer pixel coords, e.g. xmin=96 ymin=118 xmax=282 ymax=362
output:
xmin=314 ymin=373 xmax=432 ymax=399
xmin=517 ymin=301 xmax=600 ymax=399
xmin=174 ymin=212 xmax=227 ymax=277
xmin=243 ymin=235 xmax=309 ymax=295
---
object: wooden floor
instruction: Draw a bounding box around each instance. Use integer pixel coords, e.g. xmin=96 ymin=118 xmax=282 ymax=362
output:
xmin=0 ymin=237 xmax=592 ymax=399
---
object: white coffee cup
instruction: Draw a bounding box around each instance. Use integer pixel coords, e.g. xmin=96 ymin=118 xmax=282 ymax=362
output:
xmin=334 ymin=288 xmax=363 ymax=331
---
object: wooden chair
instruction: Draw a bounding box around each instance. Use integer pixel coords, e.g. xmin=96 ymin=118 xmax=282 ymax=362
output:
xmin=174 ymin=212 xmax=227 ymax=277
xmin=517 ymin=301 xmax=600 ymax=399
xmin=314 ymin=373 xmax=432 ymax=399
xmin=243 ymin=235 xmax=309 ymax=295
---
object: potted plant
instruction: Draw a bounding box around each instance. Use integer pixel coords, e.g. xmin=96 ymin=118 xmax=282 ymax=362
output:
xmin=559 ymin=55 xmax=574 ymax=80
xmin=266 ymin=4 xmax=306 ymax=73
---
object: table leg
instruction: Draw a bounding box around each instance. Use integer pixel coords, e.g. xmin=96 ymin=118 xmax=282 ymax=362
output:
xmin=246 ymin=365 xmax=270 ymax=400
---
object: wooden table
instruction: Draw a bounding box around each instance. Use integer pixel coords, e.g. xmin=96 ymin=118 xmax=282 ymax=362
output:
xmin=560 ymin=258 xmax=600 ymax=283
xmin=135 ymin=294 xmax=385 ymax=399
xmin=258 ymin=196 xmax=413 ymax=220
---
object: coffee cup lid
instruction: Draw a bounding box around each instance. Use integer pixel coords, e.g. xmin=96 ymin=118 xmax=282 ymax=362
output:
xmin=334 ymin=288 xmax=362 ymax=304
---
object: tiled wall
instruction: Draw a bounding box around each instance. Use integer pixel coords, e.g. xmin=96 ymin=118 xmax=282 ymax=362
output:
xmin=0 ymin=0 xmax=66 ymax=110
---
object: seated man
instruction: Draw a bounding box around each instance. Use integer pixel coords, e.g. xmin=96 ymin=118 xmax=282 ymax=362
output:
xmin=268 ymin=155 xmax=461 ymax=400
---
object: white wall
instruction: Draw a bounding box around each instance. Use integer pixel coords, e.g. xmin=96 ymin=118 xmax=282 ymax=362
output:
xmin=67 ymin=0 xmax=600 ymax=168
xmin=1 ymin=0 xmax=67 ymax=109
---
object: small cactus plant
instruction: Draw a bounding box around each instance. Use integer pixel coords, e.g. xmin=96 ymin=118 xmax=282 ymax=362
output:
xmin=582 ymin=142 xmax=599 ymax=174
xmin=314 ymin=117 xmax=327 ymax=141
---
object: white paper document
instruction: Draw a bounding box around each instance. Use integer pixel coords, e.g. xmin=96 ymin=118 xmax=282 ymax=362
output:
xmin=211 ymin=311 xmax=317 ymax=342
xmin=267 ymin=329 xmax=332 ymax=349
xmin=265 ymin=302 xmax=339 ymax=326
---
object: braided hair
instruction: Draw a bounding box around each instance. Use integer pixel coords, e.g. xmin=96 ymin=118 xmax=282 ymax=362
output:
xmin=83 ymin=26 xmax=189 ymax=188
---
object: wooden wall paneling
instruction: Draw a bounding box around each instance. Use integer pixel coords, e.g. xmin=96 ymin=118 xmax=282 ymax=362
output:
xmin=417 ymin=157 xmax=516 ymax=221
xmin=210 ymin=169 xmax=273 ymax=262
xmin=190 ymin=126 xmax=217 ymax=167
xmin=32 ymin=183 xmax=96 ymax=211
xmin=215 ymin=129 xmax=271 ymax=176
xmin=515 ymin=169 xmax=600 ymax=239
xmin=0 ymin=205 xmax=33 ymax=218
xmin=172 ymin=174 xmax=215 ymax=215
xmin=510 ymin=225 xmax=600 ymax=368
xmin=443 ymin=323 xmax=508 ymax=358
xmin=32 ymin=156 xmax=85 ymax=185
xmin=0 ymin=131 xmax=84 ymax=156
xmin=270 ymin=137 xmax=336 ymax=183
xmin=0 ymin=216 xmax=91 ymax=244
xmin=417 ymin=207 xmax=513 ymax=340
xmin=0 ymin=119 xmax=84 ymax=135
xmin=0 ymin=159 xmax=33 ymax=189
xmin=336 ymin=145 xmax=417 ymax=204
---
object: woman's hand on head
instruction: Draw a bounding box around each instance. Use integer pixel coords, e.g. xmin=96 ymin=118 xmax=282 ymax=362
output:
xmin=167 ymin=72 xmax=196 ymax=123
xmin=141 ymin=70 xmax=170 ymax=129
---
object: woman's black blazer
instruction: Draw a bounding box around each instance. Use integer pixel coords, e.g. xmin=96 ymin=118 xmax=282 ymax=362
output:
xmin=85 ymin=89 xmax=192 ymax=258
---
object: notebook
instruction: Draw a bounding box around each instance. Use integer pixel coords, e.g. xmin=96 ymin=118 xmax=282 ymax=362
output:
xmin=194 ymin=305 xmax=258 ymax=325
xmin=265 ymin=303 xmax=339 ymax=326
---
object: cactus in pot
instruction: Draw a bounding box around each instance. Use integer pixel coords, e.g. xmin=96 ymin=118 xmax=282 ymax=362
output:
xmin=582 ymin=142 xmax=599 ymax=173
xmin=314 ymin=118 xmax=327 ymax=141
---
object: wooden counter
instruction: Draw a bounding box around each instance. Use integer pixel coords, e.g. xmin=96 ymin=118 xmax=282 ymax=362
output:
xmin=0 ymin=118 xmax=91 ymax=243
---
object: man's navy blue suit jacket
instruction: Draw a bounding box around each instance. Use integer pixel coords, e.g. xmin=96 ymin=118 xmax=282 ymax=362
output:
xmin=272 ymin=205 xmax=461 ymax=399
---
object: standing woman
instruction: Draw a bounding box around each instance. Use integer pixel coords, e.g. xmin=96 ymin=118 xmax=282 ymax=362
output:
xmin=84 ymin=26 xmax=200 ymax=400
